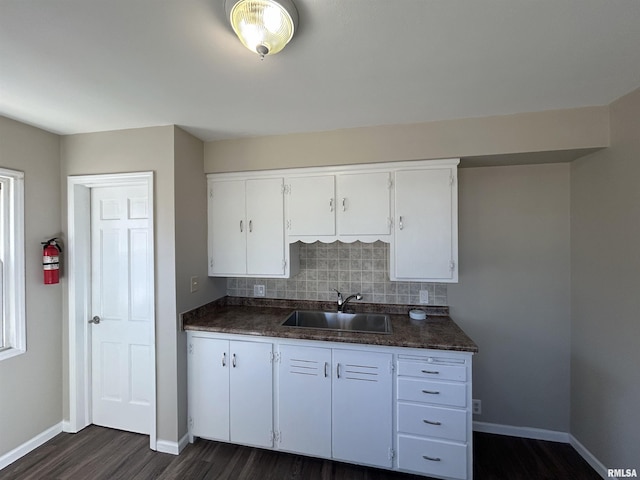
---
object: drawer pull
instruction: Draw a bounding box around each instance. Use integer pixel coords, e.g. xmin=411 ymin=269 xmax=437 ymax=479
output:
xmin=421 ymin=390 xmax=440 ymax=395
xmin=422 ymin=455 xmax=441 ymax=462
xmin=421 ymin=370 xmax=440 ymax=375
xmin=423 ymin=419 xmax=442 ymax=426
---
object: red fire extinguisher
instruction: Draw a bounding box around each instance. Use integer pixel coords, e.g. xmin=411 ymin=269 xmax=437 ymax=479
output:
xmin=42 ymin=238 xmax=62 ymax=285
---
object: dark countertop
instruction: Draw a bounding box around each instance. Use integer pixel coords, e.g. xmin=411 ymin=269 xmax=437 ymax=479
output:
xmin=182 ymin=297 xmax=478 ymax=353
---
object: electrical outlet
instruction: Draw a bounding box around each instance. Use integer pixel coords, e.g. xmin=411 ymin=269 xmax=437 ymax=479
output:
xmin=190 ymin=276 xmax=199 ymax=293
xmin=254 ymin=284 xmax=266 ymax=297
xmin=472 ymin=399 xmax=482 ymax=415
xmin=419 ymin=290 xmax=429 ymax=304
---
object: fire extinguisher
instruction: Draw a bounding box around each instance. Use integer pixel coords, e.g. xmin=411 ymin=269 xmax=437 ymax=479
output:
xmin=42 ymin=238 xmax=62 ymax=285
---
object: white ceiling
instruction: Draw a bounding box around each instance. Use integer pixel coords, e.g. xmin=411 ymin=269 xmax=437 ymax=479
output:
xmin=1 ymin=0 xmax=640 ymax=142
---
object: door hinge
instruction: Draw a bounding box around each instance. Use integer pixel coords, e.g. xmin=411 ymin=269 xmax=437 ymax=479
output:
xmin=388 ymin=447 xmax=395 ymax=461
xmin=270 ymin=351 xmax=281 ymax=363
xmin=188 ymin=416 xmax=194 ymax=429
xmin=282 ymin=259 xmax=287 ymax=272
xmin=449 ymin=174 xmax=455 ymax=186
xmin=271 ymin=430 xmax=281 ymax=445
xmin=188 ymin=343 xmax=194 ymax=355
xmin=282 ymin=184 xmax=290 ymax=195
xmin=209 ymin=189 xmax=213 ymax=199
xmin=286 ymin=219 xmax=291 ymax=230
xmin=387 ymin=217 xmax=393 ymax=229
xmin=450 ymin=260 xmax=456 ymax=271
xmin=389 ymin=361 xmax=395 ymax=374
xmin=388 ymin=177 xmax=393 ymax=189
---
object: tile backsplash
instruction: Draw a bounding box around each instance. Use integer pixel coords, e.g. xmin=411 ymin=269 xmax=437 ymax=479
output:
xmin=227 ymin=241 xmax=447 ymax=305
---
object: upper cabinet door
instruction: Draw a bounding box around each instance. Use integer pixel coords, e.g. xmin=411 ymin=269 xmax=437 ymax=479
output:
xmin=336 ymin=172 xmax=391 ymax=236
xmin=288 ymin=175 xmax=335 ymax=236
xmin=209 ymin=179 xmax=246 ymax=275
xmin=246 ymin=178 xmax=285 ymax=275
xmin=393 ymin=168 xmax=457 ymax=281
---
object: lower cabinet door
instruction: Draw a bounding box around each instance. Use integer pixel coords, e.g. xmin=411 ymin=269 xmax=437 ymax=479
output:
xmin=189 ymin=336 xmax=230 ymax=441
xmin=229 ymin=341 xmax=274 ymax=448
xmin=332 ymin=349 xmax=393 ymax=468
xmin=397 ymin=435 xmax=468 ymax=480
xmin=277 ymin=344 xmax=332 ymax=457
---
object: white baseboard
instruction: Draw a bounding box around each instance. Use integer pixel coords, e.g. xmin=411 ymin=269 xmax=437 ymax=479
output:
xmin=156 ymin=433 xmax=190 ymax=455
xmin=569 ymin=434 xmax=609 ymax=479
xmin=0 ymin=422 xmax=63 ymax=471
xmin=473 ymin=421 xmax=570 ymax=443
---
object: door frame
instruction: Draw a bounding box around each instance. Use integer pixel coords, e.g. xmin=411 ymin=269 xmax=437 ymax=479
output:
xmin=66 ymin=172 xmax=156 ymax=450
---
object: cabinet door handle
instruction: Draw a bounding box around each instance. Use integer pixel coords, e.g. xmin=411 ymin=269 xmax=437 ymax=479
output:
xmin=422 ymin=455 xmax=441 ymax=462
xmin=232 ymin=353 xmax=237 ymax=368
xmin=421 ymin=390 xmax=440 ymax=395
xmin=222 ymin=352 xmax=226 ymax=367
xmin=421 ymin=370 xmax=440 ymax=375
xmin=240 ymin=220 xmax=243 ymax=232
xmin=329 ymin=198 xmax=334 ymax=212
xmin=399 ymin=216 xmax=403 ymax=230
xmin=342 ymin=198 xmax=346 ymax=211
xmin=249 ymin=220 xmax=253 ymax=232
xmin=423 ymin=419 xmax=442 ymax=426
xmin=324 ymin=362 xmax=328 ymax=378
xmin=336 ymin=363 xmax=341 ymax=378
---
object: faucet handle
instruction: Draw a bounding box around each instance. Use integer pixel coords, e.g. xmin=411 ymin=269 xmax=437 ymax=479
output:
xmin=333 ymin=288 xmax=344 ymax=305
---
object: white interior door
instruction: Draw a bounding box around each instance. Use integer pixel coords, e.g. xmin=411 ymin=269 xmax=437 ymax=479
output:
xmin=90 ymin=184 xmax=153 ymax=434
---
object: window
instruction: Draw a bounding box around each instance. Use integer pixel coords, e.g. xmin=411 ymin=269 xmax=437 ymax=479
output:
xmin=0 ymin=167 xmax=25 ymax=361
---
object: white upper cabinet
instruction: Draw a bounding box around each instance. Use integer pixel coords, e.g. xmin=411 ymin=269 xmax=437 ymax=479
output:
xmin=209 ymin=176 xmax=297 ymax=277
xmin=209 ymin=179 xmax=246 ymax=276
xmin=208 ymin=159 xmax=458 ymax=281
xmin=391 ymin=165 xmax=458 ymax=282
xmin=336 ymin=172 xmax=391 ymax=236
xmin=286 ymin=169 xmax=392 ymax=242
xmin=287 ymin=175 xmax=335 ymax=236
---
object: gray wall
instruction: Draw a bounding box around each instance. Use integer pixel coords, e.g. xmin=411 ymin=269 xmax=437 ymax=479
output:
xmin=204 ymin=106 xmax=608 ymax=173
xmin=570 ymin=87 xmax=640 ymax=467
xmin=60 ymin=126 xmax=181 ymax=443
xmin=448 ymin=164 xmax=571 ymax=432
xmin=0 ymin=116 xmax=62 ymax=456
xmin=173 ymin=127 xmax=226 ymax=441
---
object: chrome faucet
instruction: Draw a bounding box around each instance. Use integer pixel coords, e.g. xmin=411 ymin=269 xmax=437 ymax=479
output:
xmin=333 ymin=289 xmax=363 ymax=312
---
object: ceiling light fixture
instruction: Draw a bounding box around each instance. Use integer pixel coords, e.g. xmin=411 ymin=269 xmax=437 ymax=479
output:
xmin=225 ymin=0 xmax=298 ymax=59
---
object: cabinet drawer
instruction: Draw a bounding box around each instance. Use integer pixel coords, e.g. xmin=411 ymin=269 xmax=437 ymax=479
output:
xmin=397 ymin=403 xmax=467 ymax=442
xmin=397 ymin=378 xmax=467 ymax=407
xmin=397 ymin=360 xmax=466 ymax=382
xmin=397 ymin=435 xmax=468 ymax=480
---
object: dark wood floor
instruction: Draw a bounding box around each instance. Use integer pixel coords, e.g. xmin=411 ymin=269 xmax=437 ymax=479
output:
xmin=0 ymin=425 xmax=601 ymax=480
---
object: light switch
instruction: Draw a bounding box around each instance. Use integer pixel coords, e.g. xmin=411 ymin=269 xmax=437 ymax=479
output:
xmin=190 ymin=276 xmax=200 ymax=293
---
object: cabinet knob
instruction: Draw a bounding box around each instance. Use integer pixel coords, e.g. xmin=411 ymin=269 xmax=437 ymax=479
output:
xmin=222 ymin=352 xmax=226 ymax=367
xmin=329 ymin=198 xmax=334 ymax=212
xmin=399 ymin=216 xmax=403 ymax=230
xmin=240 ymin=220 xmax=243 ymax=232
xmin=342 ymin=198 xmax=346 ymax=211
xmin=232 ymin=353 xmax=237 ymax=368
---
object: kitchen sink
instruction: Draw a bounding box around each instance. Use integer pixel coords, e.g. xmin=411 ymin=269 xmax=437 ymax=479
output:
xmin=282 ymin=310 xmax=392 ymax=334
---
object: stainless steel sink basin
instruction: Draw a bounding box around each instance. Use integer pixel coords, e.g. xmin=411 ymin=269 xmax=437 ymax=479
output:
xmin=282 ymin=310 xmax=392 ymax=334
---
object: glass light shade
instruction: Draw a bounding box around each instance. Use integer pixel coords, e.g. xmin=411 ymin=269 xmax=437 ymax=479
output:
xmin=228 ymin=0 xmax=297 ymax=57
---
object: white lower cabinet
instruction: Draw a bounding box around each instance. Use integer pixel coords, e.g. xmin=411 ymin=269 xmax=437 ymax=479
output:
xmin=331 ymin=348 xmax=393 ymax=468
xmin=277 ymin=344 xmax=332 ymax=457
xmin=188 ymin=333 xmax=473 ymax=480
xmin=188 ymin=335 xmax=273 ymax=448
xmin=276 ymin=344 xmax=393 ymax=469
xmin=396 ymin=354 xmax=472 ymax=480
